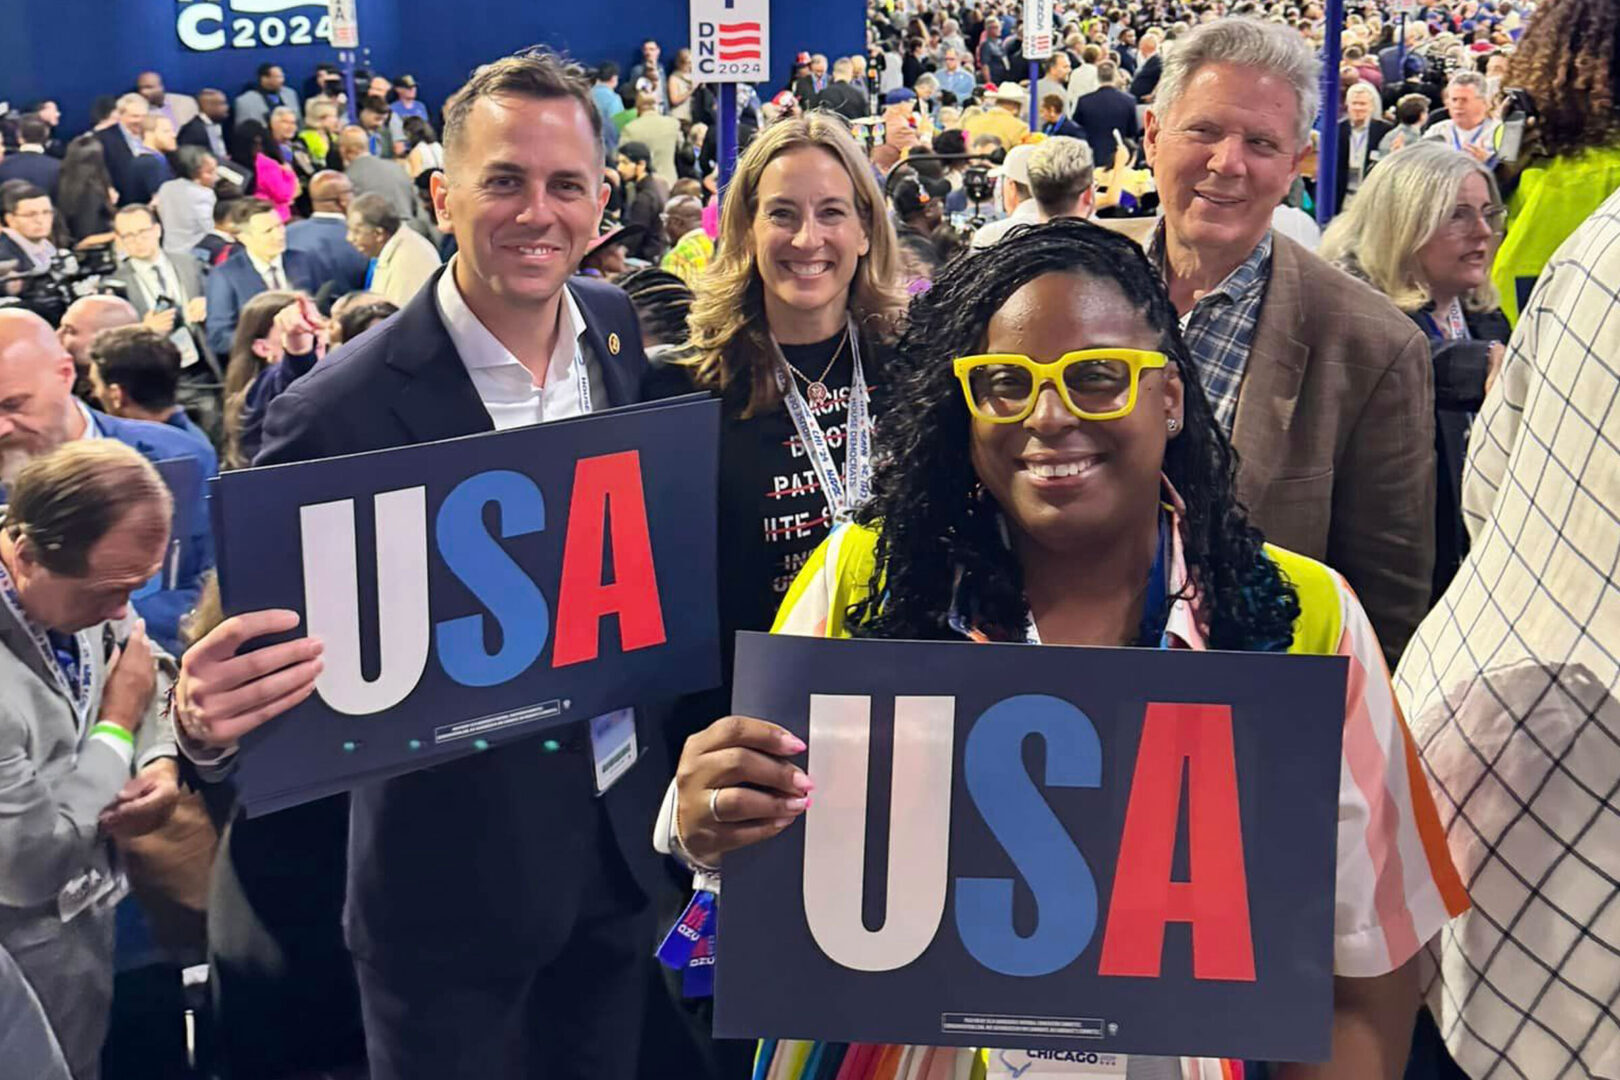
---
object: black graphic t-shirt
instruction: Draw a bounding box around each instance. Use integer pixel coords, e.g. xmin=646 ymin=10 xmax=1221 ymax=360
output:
xmin=643 ymin=330 xmax=882 ymax=748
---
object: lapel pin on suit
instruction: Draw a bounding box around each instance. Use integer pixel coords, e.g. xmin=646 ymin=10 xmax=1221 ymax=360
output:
xmin=607 ymin=332 xmax=621 ymax=356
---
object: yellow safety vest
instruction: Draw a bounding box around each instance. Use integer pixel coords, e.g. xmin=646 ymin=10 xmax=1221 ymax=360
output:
xmin=1492 ymin=145 xmax=1620 ymax=326
xmin=776 ymin=523 xmax=1345 ymax=658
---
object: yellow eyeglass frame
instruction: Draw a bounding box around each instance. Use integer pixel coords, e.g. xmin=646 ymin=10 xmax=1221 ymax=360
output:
xmin=952 ymin=349 xmax=1170 ymax=423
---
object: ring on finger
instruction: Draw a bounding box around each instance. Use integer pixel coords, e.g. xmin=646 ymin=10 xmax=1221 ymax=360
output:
xmin=708 ymin=787 xmax=728 ymax=824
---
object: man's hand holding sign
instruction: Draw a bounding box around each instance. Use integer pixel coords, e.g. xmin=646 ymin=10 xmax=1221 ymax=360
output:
xmin=184 ymin=397 xmax=719 ymax=813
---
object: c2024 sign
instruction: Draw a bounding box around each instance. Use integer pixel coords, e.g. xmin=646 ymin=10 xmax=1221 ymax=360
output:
xmin=717 ymin=633 xmax=1348 ymax=1064
xmin=177 ymin=0 xmax=334 ymax=52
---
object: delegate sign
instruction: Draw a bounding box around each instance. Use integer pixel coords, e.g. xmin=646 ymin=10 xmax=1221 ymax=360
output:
xmin=717 ymin=632 xmax=1348 ymax=1063
xmin=211 ymin=396 xmax=721 ymax=814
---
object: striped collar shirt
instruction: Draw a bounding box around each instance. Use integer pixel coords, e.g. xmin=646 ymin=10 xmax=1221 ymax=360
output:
xmin=1396 ymin=187 xmax=1620 ymax=1080
xmin=1150 ymin=224 xmax=1274 ymax=436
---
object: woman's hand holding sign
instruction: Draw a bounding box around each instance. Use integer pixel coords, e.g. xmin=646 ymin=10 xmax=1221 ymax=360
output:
xmin=177 ymin=610 xmax=324 ymax=748
xmin=675 ymin=715 xmax=814 ymax=867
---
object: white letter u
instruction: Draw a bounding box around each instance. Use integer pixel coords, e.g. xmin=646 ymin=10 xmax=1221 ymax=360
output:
xmin=301 ymin=488 xmax=431 ymax=716
xmin=802 ymin=694 xmax=955 ymax=972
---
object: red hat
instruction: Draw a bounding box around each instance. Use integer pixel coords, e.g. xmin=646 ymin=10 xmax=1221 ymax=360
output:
xmin=771 ymin=90 xmax=799 ymax=110
xmin=795 ymin=51 xmax=811 ymax=65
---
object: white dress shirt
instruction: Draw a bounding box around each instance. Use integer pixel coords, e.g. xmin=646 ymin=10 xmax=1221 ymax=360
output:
xmin=246 ymin=251 xmax=289 ymax=291
xmin=433 ymin=257 xmax=604 ymax=430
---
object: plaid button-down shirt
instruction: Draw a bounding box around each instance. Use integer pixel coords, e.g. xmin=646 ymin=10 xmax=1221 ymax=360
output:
xmin=1150 ymin=225 xmax=1274 ymax=435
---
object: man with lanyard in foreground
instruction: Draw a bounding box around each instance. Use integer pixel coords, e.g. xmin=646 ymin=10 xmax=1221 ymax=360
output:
xmin=0 ymin=441 xmax=177 ymax=1080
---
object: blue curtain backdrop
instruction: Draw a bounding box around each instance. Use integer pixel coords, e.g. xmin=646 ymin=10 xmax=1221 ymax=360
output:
xmin=1 ymin=0 xmax=860 ymax=132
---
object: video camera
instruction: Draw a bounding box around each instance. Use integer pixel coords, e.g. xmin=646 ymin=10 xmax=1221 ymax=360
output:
xmin=886 ymin=152 xmax=1000 ymax=240
xmin=0 ymin=245 xmax=122 ymax=326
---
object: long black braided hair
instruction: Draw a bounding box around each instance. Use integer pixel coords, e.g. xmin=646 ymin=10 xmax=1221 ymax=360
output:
xmin=848 ymin=218 xmax=1300 ymax=651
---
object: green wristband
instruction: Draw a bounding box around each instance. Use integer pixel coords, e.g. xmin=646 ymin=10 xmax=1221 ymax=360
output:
xmin=89 ymin=722 xmax=135 ymax=748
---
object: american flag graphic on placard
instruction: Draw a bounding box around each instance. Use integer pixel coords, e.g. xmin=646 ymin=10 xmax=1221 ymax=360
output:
xmin=716 ymin=21 xmax=761 ymax=60
xmin=690 ymin=0 xmax=769 ymax=83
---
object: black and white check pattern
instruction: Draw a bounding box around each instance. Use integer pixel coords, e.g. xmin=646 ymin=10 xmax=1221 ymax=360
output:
xmin=1396 ymin=188 xmax=1620 ymax=1080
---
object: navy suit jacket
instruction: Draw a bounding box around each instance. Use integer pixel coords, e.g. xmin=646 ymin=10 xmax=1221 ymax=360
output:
xmin=92 ymin=409 xmax=217 ymax=656
xmin=256 ymin=269 xmax=670 ymax=970
xmin=1074 ymin=86 xmax=1142 ymax=166
xmin=204 ymin=248 xmax=322 ymax=356
xmin=285 ymin=215 xmax=370 ymax=296
xmin=1040 ymin=116 xmax=1086 ymax=141
xmin=0 ymin=152 xmax=62 ymax=197
xmin=96 ymin=126 xmax=144 ymax=208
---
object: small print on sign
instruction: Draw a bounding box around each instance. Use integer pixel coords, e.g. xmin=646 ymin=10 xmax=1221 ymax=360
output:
xmin=327 ymin=0 xmax=358 ymax=48
xmin=988 ymin=1049 xmax=1128 ymax=1077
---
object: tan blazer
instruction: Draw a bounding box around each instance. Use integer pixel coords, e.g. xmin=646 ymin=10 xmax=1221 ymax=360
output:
xmin=1229 ymin=233 xmax=1436 ymax=664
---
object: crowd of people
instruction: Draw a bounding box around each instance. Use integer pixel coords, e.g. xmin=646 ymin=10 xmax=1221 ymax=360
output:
xmin=0 ymin=0 xmax=1616 ymax=1078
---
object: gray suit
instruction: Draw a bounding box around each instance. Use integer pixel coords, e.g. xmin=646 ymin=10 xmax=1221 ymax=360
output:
xmin=0 ymin=586 xmax=173 ymax=1080
xmin=233 ymin=87 xmax=301 ymax=132
xmin=106 ymin=253 xmax=224 ymax=443
xmin=345 ymin=153 xmax=418 ymax=224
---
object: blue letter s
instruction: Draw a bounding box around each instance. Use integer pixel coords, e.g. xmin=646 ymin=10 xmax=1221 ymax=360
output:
xmin=434 ymin=470 xmax=549 ymax=687
xmin=956 ymin=694 xmax=1101 ymax=977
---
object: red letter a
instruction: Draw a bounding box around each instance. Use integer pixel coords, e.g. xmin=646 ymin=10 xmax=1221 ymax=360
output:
xmin=1097 ymin=703 xmax=1256 ymax=981
xmin=551 ymin=450 xmax=668 ymax=667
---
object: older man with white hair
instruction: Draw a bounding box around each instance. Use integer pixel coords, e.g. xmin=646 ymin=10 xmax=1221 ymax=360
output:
xmin=1144 ymin=16 xmax=1435 ymax=665
xmin=95 ymin=93 xmax=155 ymax=208
xmin=1336 ymin=81 xmax=1392 ymax=209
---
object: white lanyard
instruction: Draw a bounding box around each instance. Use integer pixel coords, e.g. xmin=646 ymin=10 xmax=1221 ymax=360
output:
xmin=770 ymin=315 xmax=873 ymax=524
xmin=1442 ymin=299 xmax=1469 ymax=341
xmin=0 ymin=557 xmax=94 ymax=731
xmin=1451 ymin=122 xmax=1486 ymax=151
xmin=572 ymin=337 xmax=594 ymax=414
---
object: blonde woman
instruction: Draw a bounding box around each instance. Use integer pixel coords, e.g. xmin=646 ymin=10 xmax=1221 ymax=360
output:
xmin=643 ymin=109 xmax=904 ymax=732
xmin=299 ymin=98 xmax=343 ymax=170
xmin=641 ymin=109 xmax=906 ymax=1076
xmin=1320 ymin=141 xmax=1510 ymax=598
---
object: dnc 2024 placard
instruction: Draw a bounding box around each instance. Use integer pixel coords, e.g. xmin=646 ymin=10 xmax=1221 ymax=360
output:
xmin=211 ymin=396 xmax=720 ymax=814
xmin=718 ymin=632 xmax=1349 ymax=1064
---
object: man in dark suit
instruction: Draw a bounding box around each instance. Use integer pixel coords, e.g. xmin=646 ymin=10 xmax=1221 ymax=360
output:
xmin=177 ymin=89 xmax=231 ymax=162
xmin=96 ymin=94 xmax=159 ymax=208
xmin=173 ymin=52 xmax=673 ymax=1080
xmin=286 ymin=171 xmax=371 ymax=297
xmin=815 ymin=58 xmax=870 ymax=122
xmin=1074 ymin=62 xmax=1142 ymax=167
xmin=1130 ymin=34 xmax=1164 ymax=101
xmin=1038 ymin=94 xmax=1086 ymax=140
xmin=1334 ymin=83 xmax=1394 ymax=214
xmin=203 ymin=199 xmax=322 ymax=356
xmin=793 ymin=53 xmax=830 ymax=107
xmin=0 ymin=116 xmax=62 ymax=196
xmin=0 ymin=184 xmax=59 ymax=296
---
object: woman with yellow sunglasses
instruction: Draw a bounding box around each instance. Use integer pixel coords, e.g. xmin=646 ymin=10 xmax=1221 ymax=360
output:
xmin=659 ymin=219 xmax=1466 ymax=1079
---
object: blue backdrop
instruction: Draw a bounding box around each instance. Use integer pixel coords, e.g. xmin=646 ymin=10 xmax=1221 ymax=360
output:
xmin=0 ymin=0 xmax=861 ymax=132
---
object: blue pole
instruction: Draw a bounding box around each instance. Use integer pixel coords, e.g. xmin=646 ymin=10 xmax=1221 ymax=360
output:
xmin=1395 ymin=13 xmax=1407 ymax=81
xmin=1315 ymin=0 xmax=1345 ymax=225
xmin=718 ymin=82 xmax=739 ymax=193
xmin=340 ymin=50 xmax=357 ymax=125
xmin=1028 ymin=58 xmax=1040 ymax=133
